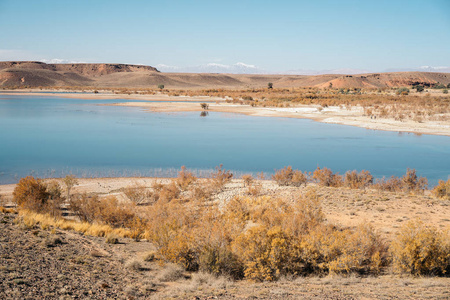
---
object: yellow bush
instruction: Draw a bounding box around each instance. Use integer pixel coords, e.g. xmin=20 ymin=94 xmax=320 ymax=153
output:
xmin=432 ymin=179 xmax=450 ymax=200
xmin=233 ymin=225 xmax=292 ymax=281
xmin=176 ymin=166 xmax=197 ymax=191
xmin=272 ymin=166 xmax=307 ymax=187
xmin=391 ymin=220 xmax=449 ymax=276
xmin=344 ymin=170 xmax=373 ymax=189
xmin=13 ymin=176 xmax=50 ymax=213
xmin=313 ymin=167 xmax=343 ymax=187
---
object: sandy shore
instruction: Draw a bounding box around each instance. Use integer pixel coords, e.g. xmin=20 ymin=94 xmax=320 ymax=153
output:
xmin=2 ymin=90 xmax=449 ymax=136
xmin=109 ymin=101 xmax=450 ymax=136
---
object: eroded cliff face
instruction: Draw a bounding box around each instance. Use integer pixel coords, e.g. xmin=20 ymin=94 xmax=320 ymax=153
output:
xmin=0 ymin=61 xmax=159 ymax=75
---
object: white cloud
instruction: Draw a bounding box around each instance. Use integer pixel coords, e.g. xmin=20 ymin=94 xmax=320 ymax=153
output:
xmin=40 ymin=58 xmax=86 ymax=64
xmin=156 ymin=62 xmax=265 ymax=74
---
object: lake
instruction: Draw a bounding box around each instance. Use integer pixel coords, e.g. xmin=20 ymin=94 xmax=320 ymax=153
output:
xmin=0 ymin=94 xmax=449 ymax=185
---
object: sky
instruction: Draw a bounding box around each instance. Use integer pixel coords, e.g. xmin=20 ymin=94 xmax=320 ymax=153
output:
xmin=0 ymin=0 xmax=449 ymax=73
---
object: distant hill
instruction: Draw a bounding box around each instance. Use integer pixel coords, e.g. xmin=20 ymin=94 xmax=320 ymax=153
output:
xmin=1 ymin=61 xmax=449 ymax=89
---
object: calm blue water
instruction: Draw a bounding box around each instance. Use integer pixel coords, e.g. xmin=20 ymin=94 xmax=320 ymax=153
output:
xmin=0 ymin=95 xmax=449 ymax=185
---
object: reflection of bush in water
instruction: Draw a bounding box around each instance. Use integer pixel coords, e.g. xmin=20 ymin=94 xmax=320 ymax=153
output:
xmin=200 ymin=111 xmax=209 ymax=117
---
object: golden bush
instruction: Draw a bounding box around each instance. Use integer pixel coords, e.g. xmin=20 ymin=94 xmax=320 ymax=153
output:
xmin=391 ymin=220 xmax=449 ymax=276
xmin=70 ymin=194 xmax=135 ymax=228
xmin=344 ymin=170 xmax=373 ymax=189
xmin=313 ymin=167 xmax=343 ymax=187
xmin=432 ymin=179 xmax=450 ymax=200
xmin=13 ymin=176 xmax=57 ymax=213
xmin=176 ymin=166 xmax=197 ymax=191
xmin=272 ymin=166 xmax=307 ymax=187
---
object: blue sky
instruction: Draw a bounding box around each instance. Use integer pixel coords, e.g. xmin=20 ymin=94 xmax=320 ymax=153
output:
xmin=0 ymin=0 xmax=449 ymax=73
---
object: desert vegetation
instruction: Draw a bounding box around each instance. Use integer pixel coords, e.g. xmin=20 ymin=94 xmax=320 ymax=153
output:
xmin=3 ymin=166 xmax=449 ymax=284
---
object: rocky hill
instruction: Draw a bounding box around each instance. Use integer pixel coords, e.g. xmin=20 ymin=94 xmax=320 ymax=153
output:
xmin=0 ymin=61 xmax=449 ymax=89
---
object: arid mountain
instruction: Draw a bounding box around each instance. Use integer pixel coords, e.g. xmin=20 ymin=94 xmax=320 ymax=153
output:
xmin=1 ymin=61 xmax=449 ymax=89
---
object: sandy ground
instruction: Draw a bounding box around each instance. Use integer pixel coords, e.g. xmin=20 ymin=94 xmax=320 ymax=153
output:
xmin=109 ymin=101 xmax=450 ymax=136
xmin=1 ymin=90 xmax=449 ymax=136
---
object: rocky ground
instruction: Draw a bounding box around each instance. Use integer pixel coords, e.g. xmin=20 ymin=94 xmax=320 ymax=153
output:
xmin=1 ymin=210 xmax=450 ymax=300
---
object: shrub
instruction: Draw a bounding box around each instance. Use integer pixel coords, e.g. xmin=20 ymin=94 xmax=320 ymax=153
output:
xmin=13 ymin=176 xmax=50 ymax=213
xmin=401 ymin=168 xmax=428 ymax=193
xmin=210 ymin=164 xmax=233 ymax=191
xmin=396 ymin=87 xmax=410 ymax=95
xmin=312 ymin=167 xmax=343 ymax=187
xmin=122 ymin=182 xmax=151 ymax=204
xmin=443 ymin=89 xmax=448 ymax=94
xmin=268 ymin=82 xmax=273 ymax=89
xmin=62 ymin=175 xmax=78 ymax=202
xmin=233 ymin=225 xmax=293 ymax=281
xmin=106 ymin=233 xmax=119 ymax=244
xmin=158 ymin=84 xmax=164 ymax=90
xmin=44 ymin=181 xmax=65 ymax=217
xmin=344 ymin=170 xmax=373 ymax=189
xmin=432 ymin=179 xmax=450 ymax=200
xmin=70 ymin=194 xmax=136 ymax=228
xmin=391 ymin=220 xmax=449 ymax=276
xmin=150 ymin=181 xmax=181 ymax=203
xmin=242 ymin=174 xmax=254 ymax=187
xmin=125 ymin=259 xmax=142 ymax=271
xmin=157 ymin=263 xmax=185 ymax=282
xmin=272 ymin=166 xmax=307 ymax=187
xmin=374 ymin=176 xmax=403 ymax=192
xmin=175 ymin=166 xmax=197 ymax=191
xmin=415 ymin=85 xmax=424 ymax=92
xmin=200 ymin=103 xmax=209 ymax=110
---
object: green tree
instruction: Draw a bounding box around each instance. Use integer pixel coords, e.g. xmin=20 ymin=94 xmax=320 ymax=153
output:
xmin=415 ymin=85 xmax=424 ymax=92
xmin=268 ymin=82 xmax=273 ymax=89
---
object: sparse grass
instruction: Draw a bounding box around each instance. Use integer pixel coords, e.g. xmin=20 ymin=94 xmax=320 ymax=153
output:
xmin=156 ymin=263 xmax=185 ymax=282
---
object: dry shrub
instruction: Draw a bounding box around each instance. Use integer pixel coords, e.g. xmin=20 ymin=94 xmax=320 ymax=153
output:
xmin=242 ymin=174 xmax=254 ymax=187
xmin=402 ymin=168 xmax=428 ymax=193
xmin=326 ymin=224 xmax=387 ymax=274
xmin=176 ymin=166 xmax=197 ymax=190
xmin=272 ymin=166 xmax=308 ymax=187
xmin=44 ymin=180 xmax=65 ymax=217
xmin=374 ymin=176 xmax=403 ymax=192
xmin=13 ymin=176 xmax=64 ymax=216
xmin=344 ymin=170 xmax=373 ymax=189
xmin=432 ymin=179 xmax=450 ymax=200
xmin=13 ymin=176 xmax=50 ymax=212
xmin=150 ymin=181 xmax=181 ymax=203
xmin=391 ymin=220 xmax=449 ymax=276
xmin=125 ymin=258 xmax=142 ymax=271
xmin=375 ymin=169 xmax=428 ymax=193
xmin=210 ymin=164 xmax=233 ymax=191
xmin=246 ymin=183 xmax=262 ymax=197
xmin=122 ymin=182 xmax=151 ymax=204
xmin=70 ymin=194 xmax=136 ymax=228
xmin=157 ymin=263 xmax=185 ymax=282
xmin=190 ymin=184 xmax=214 ymax=202
xmin=106 ymin=233 xmax=119 ymax=244
xmin=313 ymin=167 xmax=343 ymax=187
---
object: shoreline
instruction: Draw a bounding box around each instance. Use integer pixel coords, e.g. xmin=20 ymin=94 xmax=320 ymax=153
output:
xmin=1 ymin=90 xmax=449 ymax=136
